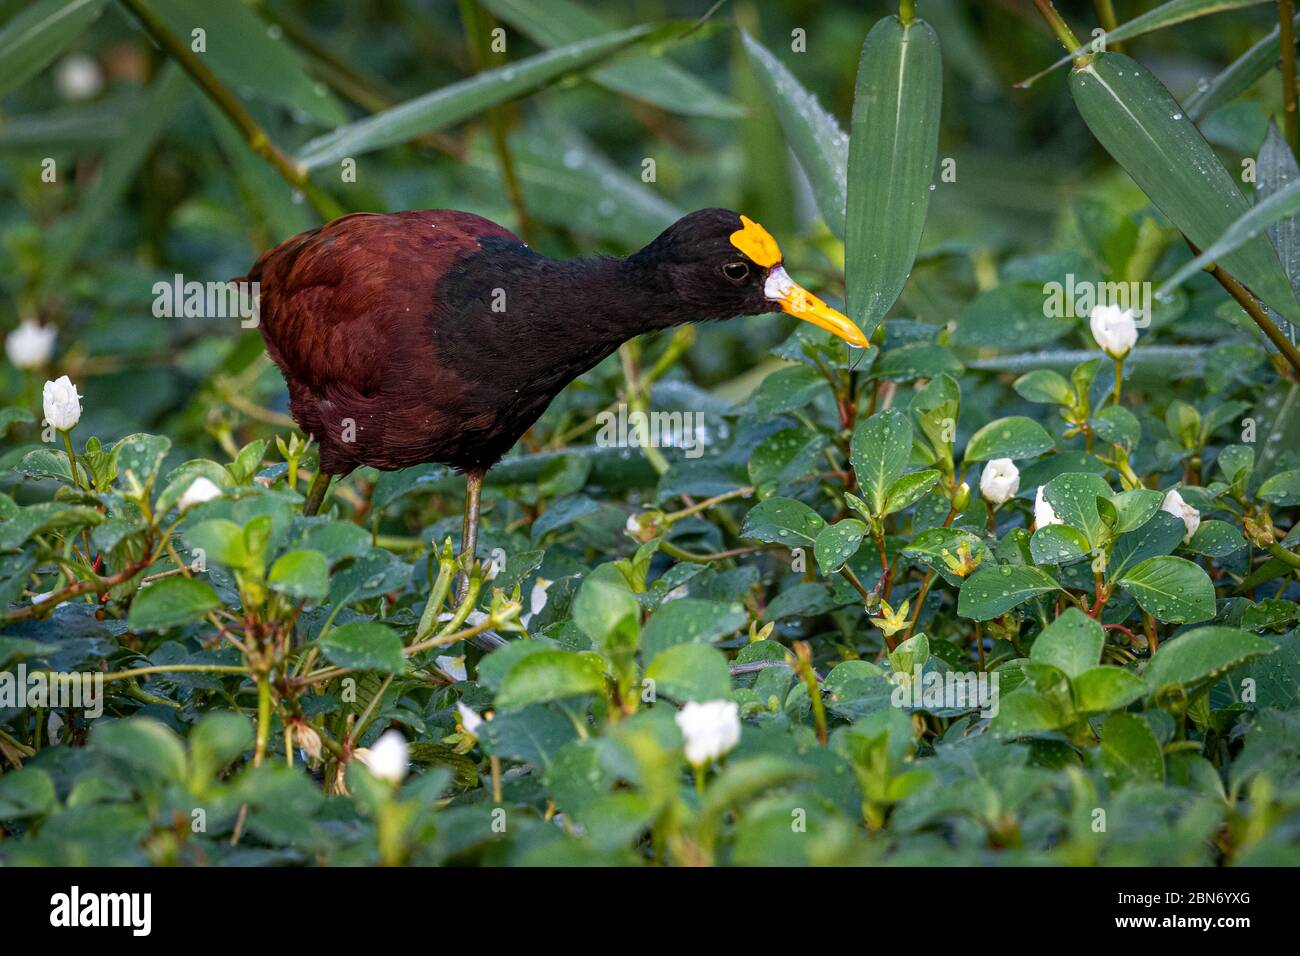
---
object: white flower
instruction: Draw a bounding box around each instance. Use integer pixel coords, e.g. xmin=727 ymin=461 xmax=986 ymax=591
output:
xmin=6 ymin=320 xmax=57 ymax=369
xmin=456 ymin=701 xmax=484 ymax=737
xmin=355 ymin=729 xmax=408 ymax=783
xmin=1089 ymin=304 xmax=1138 ymax=359
xmin=436 ymin=655 xmax=468 ymax=681
xmin=1161 ymin=488 xmax=1201 ymax=542
xmin=55 ymin=54 xmax=103 ymax=101
xmin=675 ymin=699 xmax=741 ymax=767
xmin=1034 ymin=486 xmax=1063 ymax=528
xmin=520 ymin=577 xmax=551 ymax=628
xmin=178 ymin=476 xmax=222 ymax=510
xmin=42 ymin=375 xmax=81 ymax=431
xmin=980 ymin=458 xmax=1020 ymax=506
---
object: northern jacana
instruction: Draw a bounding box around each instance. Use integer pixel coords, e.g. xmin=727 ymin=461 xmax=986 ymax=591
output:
xmin=245 ymin=207 xmax=867 ymax=574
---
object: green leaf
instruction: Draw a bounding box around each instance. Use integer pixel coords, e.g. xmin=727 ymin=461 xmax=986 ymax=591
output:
xmin=0 ymin=0 xmax=108 ymax=99
xmin=740 ymin=31 xmax=847 ymax=238
xmin=868 ymin=342 xmax=963 ymax=382
xmin=644 ymin=643 xmax=732 ymax=702
xmin=1013 ymin=369 xmax=1075 ymax=405
xmin=1116 ymin=555 xmax=1216 ymax=623
xmin=952 ymin=282 xmax=1075 ymax=349
xmin=296 ymin=27 xmax=652 ymax=169
xmin=1029 ymin=524 xmax=1092 ymax=565
xmin=889 ymin=632 xmax=929 ymax=675
xmin=1259 ymin=469 xmax=1300 ymax=506
xmin=94 ymin=717 xmax=187 ymax=784
xmin=127 ymin=576 xmax=221 ymax=632
xmin=188 ymin=711 xmax=253 ymax=790
xmin=1184 ymin=520 xmax=1247 ymax=558
xmin=0 ymin=768 xmax=56 ymax=818
xmin=267 ymin=549 xmax=330 ymax=602
xmin=640 ymin=599 xmax=747 ymax=661
xmin=957 ymin=564 xmax=1061 ymax=621
xmin=1029 ymin=607 xmax=1103 ymax=678
xmin=1100 ymin=713 xmax=1164 ymax=784
xmin=844 ymin=14 xmax=942 ymax=334
xmin=1069 ymin=52 xmax=1300 ymax=325
xmin=317 ymin=622 xmax=406 ymax=675
xmin=753 ymin=365 xmax=826 ymax=417
xmin=1187 ymin=13 xmax=1300 ymax=120
xmin=573 ymin=568 xmax=641 ymax=649
xmin=1144 ymin=626 xmax=1277 ymax=693
xmin=850 ymin=408 xmax=913 ymax=516
xmin=990 ymin=687 xmax=1069 ymax=736
xmin=748 ymin=427 xmax=826 ymax=496
xmin=0 ymin=501 xmax=104 ymax=551
xmin=1073 ymin=666 xmax=1148 ymax=713
xmin=1042 ymin=472 xmax=1113 ymax=550
xmin=739 ymin=497 xmax=826 ymax=547
xmin=814 ymin=519 xmax=866 ymax=575
xmin=1100 ymin=488 xmax=1163 ymax=535
xmin=963 ymin=416 xmax=1054 ymax=462
xmin=185 ymin=519 xmax=248 ymax=568
xmin=883 ymin=469 xmax=941 ymax=515
xmin=111 ymin=432 xmax=171 ymax=496
xmin=496 ymin=650 xmax=607 ymax=709
xmin=481 ymin=0 xmax=743 ymax=119
xmin=1109 ymin=510 xmax=1186 ymax=580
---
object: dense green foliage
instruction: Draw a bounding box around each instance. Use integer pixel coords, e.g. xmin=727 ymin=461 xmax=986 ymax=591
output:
xmin=1 ymin=0 xmax=1299 ymax=865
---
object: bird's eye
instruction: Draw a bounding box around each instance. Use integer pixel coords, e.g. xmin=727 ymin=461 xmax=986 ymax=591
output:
xmin=722 ymin=261 xmax=750 ymax=283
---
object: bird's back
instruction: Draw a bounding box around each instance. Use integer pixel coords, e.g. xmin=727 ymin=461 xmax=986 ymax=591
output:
xmin=246 ymin=210 xmax=526 ymax=474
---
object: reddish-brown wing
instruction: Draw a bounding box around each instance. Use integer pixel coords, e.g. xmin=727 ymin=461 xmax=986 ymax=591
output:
xmin=249 ymin=210 xmax=520 ymax=396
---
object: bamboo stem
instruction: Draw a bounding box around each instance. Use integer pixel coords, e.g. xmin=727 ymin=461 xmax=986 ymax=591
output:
xmin=1201 ymin=255 xmax=1300 ymax=379
xmin=1031 ymin=0 xmax=1084 ymax=57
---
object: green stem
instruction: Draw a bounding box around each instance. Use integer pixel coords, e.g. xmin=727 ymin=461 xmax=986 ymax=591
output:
xmin=1112 ymin=355 xmax=1125 ymax=406
xmin=59 ymin=430 xmax=83 ymax=490
xmin=899 ymin=0 xmax=916 ymax=25
xmin=1267 ymin=542 xmax=1300 ymax=570
xmin=1030 ymin=0 xmax=1085 ymax=58
xmin=115 ymin=0 xmax=342 ymax=221
xmin=1092 ymin=0 xmax=1122 ymax=51
xmin=1202 ymin=254 xmax=1300 ymax=379
xmin=254 ymin=672 xmax=272 ymax=767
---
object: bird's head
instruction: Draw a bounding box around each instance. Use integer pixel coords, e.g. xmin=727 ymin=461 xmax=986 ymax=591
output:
xmin=627 ymin=208 xmax=869 ymax=348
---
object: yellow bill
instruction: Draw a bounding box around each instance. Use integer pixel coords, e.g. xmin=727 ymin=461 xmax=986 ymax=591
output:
xmin=729 ymin=214 xmax=869 ymax=349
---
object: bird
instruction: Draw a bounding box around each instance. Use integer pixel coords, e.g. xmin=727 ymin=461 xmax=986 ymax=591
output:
xmin=244 ymin=207 xmax=868 ymax=576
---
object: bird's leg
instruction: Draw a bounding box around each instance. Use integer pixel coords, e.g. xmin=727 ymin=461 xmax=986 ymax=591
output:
xmin=302 ymin=471 xmax=333 ymax=517
xmin=456 ymin=469 xmax=486 ymax=602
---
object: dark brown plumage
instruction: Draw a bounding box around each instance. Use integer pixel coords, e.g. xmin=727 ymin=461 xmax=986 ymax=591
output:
xmin=244 ymin=207 xmax=866 ymax=553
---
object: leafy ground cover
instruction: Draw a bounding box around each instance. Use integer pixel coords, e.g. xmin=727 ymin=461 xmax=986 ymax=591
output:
xmin=1 ymin=0 xmax=1299 ymax=866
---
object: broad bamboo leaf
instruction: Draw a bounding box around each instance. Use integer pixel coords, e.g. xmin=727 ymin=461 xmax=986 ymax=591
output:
xmin=1186 ymin=14 xmax=1300 ymax=120
xmin=845 ymin=15 xmax=941 ymax=336
xmin=481 ymin=0 xmax=743 ymax=119
xmin=1070 ymin=52 xmax=1300 ymax=324
xmin=0 ymin=0 xmax=107 ymax=98
xmin=740 ymin=31 xmax=848 ymax=238
xmin=142 ymin=0 xmax=346 ymax=126
xmin=45 ymin=63 xmax=189 ymax=287
xmin=1257 ymin=123 xmax=1300 ymax=346
xmin=1028 ymin=0 xmax=1270 ymax=84
xmin=1158 ymin=174 xmax=1300 ymax=296
xmin=296 ymin=27 xmax=652 ymax=170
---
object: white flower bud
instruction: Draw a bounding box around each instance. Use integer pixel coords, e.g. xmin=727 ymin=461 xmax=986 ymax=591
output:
xmin=42 ymin=375 xmax=81 ymax=431
xmin=1161 ymin=488 xmax=1201 ymax=542
xmin=5 ymin=320 xmax=56 ymax=369
xmin=980 ymin=458 xmax=1020 ymax=506
xmin=674 ymin=699 xmax=741 ymax=767
xmin=178 ymin=476 xmax=222 ymax=510
xmin=1034 ymin=486 xmax=1063 ymax=528
xmin=355 ymin=729 xmax=408 ymax=783
xmin=55 ymin=54 xmax=103 ymax=101
xmin=1089 ymin=304 xmax=1138 ymax=359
